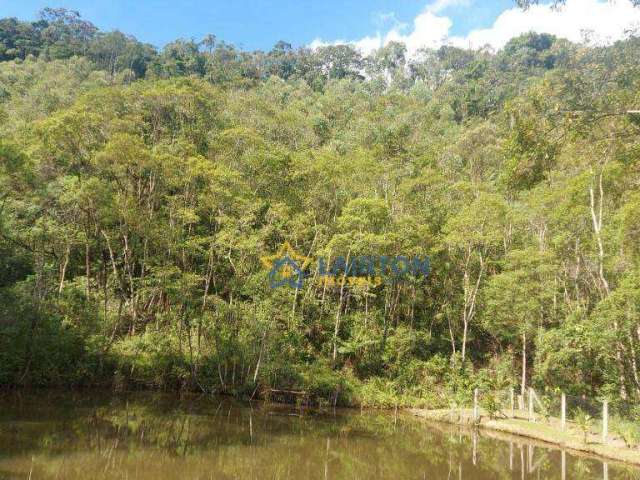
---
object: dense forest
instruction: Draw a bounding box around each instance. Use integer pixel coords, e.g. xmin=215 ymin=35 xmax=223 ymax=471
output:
xmin=1 ymin=7 xmax=640 ymax=408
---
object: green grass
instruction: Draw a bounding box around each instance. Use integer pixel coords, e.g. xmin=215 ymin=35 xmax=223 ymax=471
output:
xmin=409 ymin=407 xmax=640 ymax=467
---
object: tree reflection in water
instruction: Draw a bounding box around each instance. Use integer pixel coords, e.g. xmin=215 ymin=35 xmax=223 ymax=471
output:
xmin=0 ymin=391 xmax=636 ymax=479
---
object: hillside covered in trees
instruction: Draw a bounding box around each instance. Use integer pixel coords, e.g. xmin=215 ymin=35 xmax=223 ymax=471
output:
xmin=1 ymin=8 xmax=640 ymax=408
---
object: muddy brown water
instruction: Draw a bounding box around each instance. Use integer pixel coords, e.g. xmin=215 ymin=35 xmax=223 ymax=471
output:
xmin=0 ymin=391 xmax=637 ymax=479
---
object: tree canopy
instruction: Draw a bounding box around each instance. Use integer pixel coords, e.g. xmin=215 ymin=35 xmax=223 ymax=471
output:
xmin=1 ymin=8 xmax=640 ymax=407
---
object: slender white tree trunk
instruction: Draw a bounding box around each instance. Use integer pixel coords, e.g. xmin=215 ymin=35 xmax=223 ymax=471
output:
xmin=521 ymin=332 xmax=527 ymax=396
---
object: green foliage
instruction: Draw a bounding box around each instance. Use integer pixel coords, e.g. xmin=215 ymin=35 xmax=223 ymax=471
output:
xmin=300 ymin=363 xmax=355 ymax=405
xmin=0 ymin=11 xmax=640 ymax=410
xmin=356 ymin=377 xmax=400 ymax=408
xmin=612 ymin=416 xmax=640 ymax=449
xmin=481 ymin=392 xmax=503 ymax=420
xmin=113 ymin=330 xmax=192 ymax=390
xmin=574 ymin=408 xmax=593 ymax=444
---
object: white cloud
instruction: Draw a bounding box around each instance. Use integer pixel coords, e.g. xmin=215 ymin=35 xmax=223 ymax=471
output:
xmin=309 ymin=35 xmax=384 ymax=56
xmin=373 ymin=11 xmax=404 ymax=28
xmin=308 ymin=10 xmax=451 ymax=56
xmin=309 ymin=0 xmax=640 ymax=56
xmin=385 ymin=11 xmax=452 ymax=52
xmin=426 ymin=0 xmax=472 ymax=14
xmin=452 ymin=0 xmax=640 ymax=49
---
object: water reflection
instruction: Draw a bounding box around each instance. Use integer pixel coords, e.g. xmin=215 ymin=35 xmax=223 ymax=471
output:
xmin=0 ymin=391 xmax=637 ymax=479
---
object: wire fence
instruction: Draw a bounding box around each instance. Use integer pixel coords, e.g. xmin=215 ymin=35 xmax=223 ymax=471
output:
xmin=467 ymin=387 xmax=640 ymax=448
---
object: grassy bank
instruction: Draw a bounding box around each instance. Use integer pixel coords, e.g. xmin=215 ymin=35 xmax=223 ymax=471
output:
xmin=408 ymin=407 xmax=640 ymax=467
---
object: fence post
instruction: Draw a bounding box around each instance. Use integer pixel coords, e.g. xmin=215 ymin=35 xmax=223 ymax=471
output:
xmin=529 ymin=387 xmax=535 ymax=422
xmin=561 ymin=393 xmax=566 ymax=430
xmin=602 ymin=400 xmax=608 ymax=443
xmin=509 ymin=441 xmax=514 ymax=470
xmin=473 ymin=388 xmax=479 ymax=421
xmin=510 ymin=388 xmax=515 ymax=418
xmin=473 ymin=429 xmax=477 ymax=465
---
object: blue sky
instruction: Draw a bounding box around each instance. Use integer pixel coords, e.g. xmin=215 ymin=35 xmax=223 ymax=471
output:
xmin=1 ymin=0 xmax=638 ymax=52
xmin=0 ymin=0 xmax=515 ymax=50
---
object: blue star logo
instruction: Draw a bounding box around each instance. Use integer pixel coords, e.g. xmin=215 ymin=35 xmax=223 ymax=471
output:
xmin=268 ymin=255 xmax=305 ymax=289
xmin=261 ymin=242 xmax=312 ymax=289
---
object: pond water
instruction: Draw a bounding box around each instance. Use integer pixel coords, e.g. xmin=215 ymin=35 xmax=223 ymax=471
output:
xmin=0 ymin=391 xmax=637 ymax=479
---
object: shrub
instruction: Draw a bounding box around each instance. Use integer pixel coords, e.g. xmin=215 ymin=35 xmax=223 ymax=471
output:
xmin=481 ymin=392 xmax=503 ymax=419
xmin=574 ymin=408 xmax=593 ymax=444
xmin=300 ymin=362 xmax=353 ymax=406
xmin=612 ymin=416 xmax=640 ymax=449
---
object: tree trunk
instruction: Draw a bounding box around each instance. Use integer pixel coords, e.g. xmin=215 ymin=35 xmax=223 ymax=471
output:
xmin=253 ymin=329 xmax=267 ymax=384
xmin=332 ymin=250 xmax=350 ymax=364
xmin=58 ymin=244 xmax=71 ymax=294
xmin=590 ymin=168 xmax=627 ymax=399
xmin=461 ymin=250 xmax=484 ymax=363
xmin=85 ymin=240 xmax=90 ymax=296
xmin=521 ymin=332 xmax=527 ymax=396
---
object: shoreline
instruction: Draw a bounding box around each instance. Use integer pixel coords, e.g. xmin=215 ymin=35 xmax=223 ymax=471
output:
xmin=4 ymin=387 xmax=640 ymax=468
xmin=408 ymin=407 xmax=640 ymax=467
